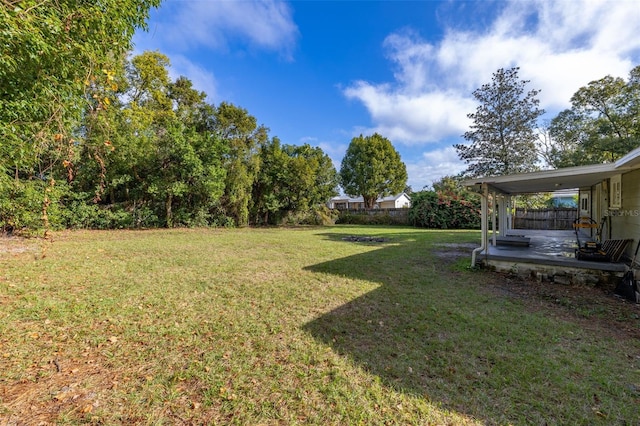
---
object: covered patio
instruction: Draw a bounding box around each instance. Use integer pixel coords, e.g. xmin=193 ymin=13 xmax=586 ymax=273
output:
xmin=463 ymin=163 xmax=634 ymax=285
xmin=481 ymin=229 xmax=627 ymax=284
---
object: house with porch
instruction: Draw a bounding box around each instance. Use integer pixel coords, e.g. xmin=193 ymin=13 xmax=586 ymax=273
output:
xmin=462 ymin=145 xmax=640 ymax=285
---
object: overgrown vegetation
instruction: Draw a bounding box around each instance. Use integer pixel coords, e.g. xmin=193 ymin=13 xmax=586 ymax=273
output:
xmin=409 ymin=176 xmax=481 ymax=229
xmin=1 ymin=227 xmax=639 ymax=424
xmin=1 ymin=5 xmax=341 ymax=233
xmin=336 ymin=210 xmax=408 ymax=226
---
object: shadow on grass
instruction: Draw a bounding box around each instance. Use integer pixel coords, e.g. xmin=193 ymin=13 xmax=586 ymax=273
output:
xmin=302 ymin=231 xmax=640 ymax=425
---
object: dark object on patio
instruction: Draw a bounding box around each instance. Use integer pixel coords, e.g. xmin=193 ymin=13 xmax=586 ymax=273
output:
xmin=615 ymin=239 xmax=640 ymax=303
xmin=601 ymin=239 xmax=633 ymax=262
xmin=573 ymin=216 xmax=609 ymax=262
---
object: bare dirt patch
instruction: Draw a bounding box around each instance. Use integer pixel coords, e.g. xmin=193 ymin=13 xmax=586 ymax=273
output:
xmin=480 ymin=273 xmax=640 ymax=341
xmin=433 ymin=242 xmax=478 ymax=263
xmin=0 ymin=237 xmax=39 ymax=255
xmin=0 ymin=353 xmax=112 ymax=425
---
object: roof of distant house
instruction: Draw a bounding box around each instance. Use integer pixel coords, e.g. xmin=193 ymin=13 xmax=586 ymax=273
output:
xmin=330 ymin=192 xmax=410 ymax=202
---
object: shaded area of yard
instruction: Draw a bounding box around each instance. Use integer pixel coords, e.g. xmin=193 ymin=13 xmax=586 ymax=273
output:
xmin=304 ymin=233 xmax=640 ymax=425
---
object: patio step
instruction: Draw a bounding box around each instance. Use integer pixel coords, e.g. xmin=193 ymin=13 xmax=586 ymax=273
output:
xmin=496 ymin=236 xmax=531 ymax=246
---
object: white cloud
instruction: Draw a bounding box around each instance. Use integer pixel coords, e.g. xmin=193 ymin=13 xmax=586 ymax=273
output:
xmin=405 ymin=146 xmax=466 ymax=190
xmin=153 ymin=0 xmax=299 ymax=59
xmin=344 ymin=82 xmax=475 ymax=144
xmin=383 ymin=30 xmax=437 ymax=92
xmin=133 ymin=0 xmax=299 ymax=100
xmin=168 ymin=55 xmax=218 ymax=102
xmin=344 ymin=0 xmax=640 ymax=146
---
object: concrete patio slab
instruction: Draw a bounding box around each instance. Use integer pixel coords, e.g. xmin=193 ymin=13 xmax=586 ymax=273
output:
xmin=476 ymin=229 xmax=629 ymax=285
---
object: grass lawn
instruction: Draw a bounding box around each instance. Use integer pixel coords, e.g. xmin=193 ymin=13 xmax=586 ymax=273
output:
xmin=1 ymin=226 xmax=639 ymax=425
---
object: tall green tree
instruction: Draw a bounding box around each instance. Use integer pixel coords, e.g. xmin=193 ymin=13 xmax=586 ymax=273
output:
xmin=282 ymin=144 xmax=339 ymax=212
xmin=82 ymin=51 xmax=175 ymax=223
xmin=72 ymin=52 xmax=226 ymax=228
xmin=455 ymin=67 xmax=544 ymax=177
xmin=215 ymin=102 xmax=268 ymax=226
xmin=339 ymin=133 xmax=407 ymax=209
xmin=251 ymin=138 xmax=289 ymax=224
xmin=252 ymin=140 xmax=338 ymax=225
xmin=0 ymin=0 xmax=159 ymax=232
xmin=548 ymin=65 xmax=640 ymax=166
xmin=169 ymin=78 xmax=227 ymax=226
xmin=0 ymin=0 xmax=159 ymax=177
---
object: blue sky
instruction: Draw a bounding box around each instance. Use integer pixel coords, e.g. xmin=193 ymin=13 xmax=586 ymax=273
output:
xmin=133 ymin=0 xmax=640 ymax=191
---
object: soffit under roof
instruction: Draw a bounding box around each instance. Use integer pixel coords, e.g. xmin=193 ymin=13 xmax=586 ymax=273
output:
xmin=462 ymin=163 xmax=619 ymax=194
xmin=462 ymin=146 xmax=640 ymax=195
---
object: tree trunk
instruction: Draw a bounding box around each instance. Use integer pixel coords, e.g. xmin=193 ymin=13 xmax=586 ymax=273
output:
xmin=166 ymin=193 xmax=173 ymax=228
xmin=364 ymin=195 xmax=376 ymax=209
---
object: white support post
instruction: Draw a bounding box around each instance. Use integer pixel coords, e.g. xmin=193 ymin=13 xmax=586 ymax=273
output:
xmin=506 ymin=195 xmax=512 ymax=232
xmin=498 ymin=195 xmax=508 ymax=236
xmin=471 ymin=184 xmax=489 ymax=267
xmin=491 ymin=192 xmax=497 ymax=246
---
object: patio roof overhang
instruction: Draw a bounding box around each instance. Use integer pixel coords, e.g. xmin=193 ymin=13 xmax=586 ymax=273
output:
xmin=462 ymin=163 xmax=620 ymax=195
xmin=462 ymin=145 xmax=640 ymax=195
xmin=462 ymin=146 xmax=640 ymax=269
xmin=615 ymin=145 xmax=640 ymax=168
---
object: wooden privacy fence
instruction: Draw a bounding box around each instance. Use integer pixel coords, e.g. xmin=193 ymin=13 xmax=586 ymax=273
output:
xmin=513 ymin=208 xmax=577 ymax=230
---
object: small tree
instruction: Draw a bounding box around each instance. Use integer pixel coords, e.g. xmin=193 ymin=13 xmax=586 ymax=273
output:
xmin=340 ymin=133 xmax=407 ymax=209
xmin=455 ymin=67 xmax=544 ymax=177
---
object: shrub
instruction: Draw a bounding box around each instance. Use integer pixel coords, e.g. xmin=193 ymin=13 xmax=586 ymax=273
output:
xmin=282 ymin=205 xmax=339 ymax=226
xmin=409 ymin=190 xmax=480 ymax=229
xmin=336 ymin=209 xmax=408 ymax=226
xmin=0 ymin=177 xmax=68 ymax=235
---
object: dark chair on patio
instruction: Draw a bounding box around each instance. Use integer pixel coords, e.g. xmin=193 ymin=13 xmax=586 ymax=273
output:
xmin=573 ymin=216 xmax=631 ymax=262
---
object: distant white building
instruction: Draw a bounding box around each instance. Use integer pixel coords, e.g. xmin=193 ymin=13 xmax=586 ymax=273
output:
xmin=328 ymin=193 xmax=411 ymax=209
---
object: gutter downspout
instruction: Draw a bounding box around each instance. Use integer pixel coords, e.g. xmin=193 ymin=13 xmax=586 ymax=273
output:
xmin=471 ymin=183 xmax=489 ymax=268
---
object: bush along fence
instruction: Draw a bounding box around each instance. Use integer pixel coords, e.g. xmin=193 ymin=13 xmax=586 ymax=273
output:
xmin=408 ymin=191 xmax=481 ymax=229
xmin=513 ymin=208 xmax=577 ymax=230
xmin=336 ymin=208 xmax=410 ymax=225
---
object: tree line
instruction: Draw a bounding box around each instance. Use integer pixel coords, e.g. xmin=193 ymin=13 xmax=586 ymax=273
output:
xmin=1 ymin=3 xmax=410 ymax=233
xmin=2 ymin=50 xmax=343 ymax=231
